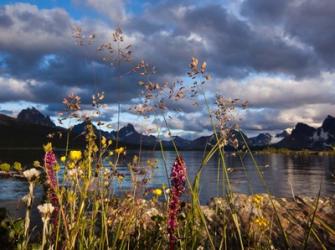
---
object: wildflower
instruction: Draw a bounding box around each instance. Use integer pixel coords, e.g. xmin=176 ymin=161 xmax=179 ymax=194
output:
xmin=60 ymin=156 xmax=66 ymax=162
xmin=53 ymin=164 xmax=61 ymax=172
xmin=13 ymin=161 xmax=22 ymax=171
xmin=43 ymin=146 xmax=59 ymax=229
xmin=23 ymin=168 xmax=40 ymax=182
xmin=67 ymin=168 xmax=83 ymax=178
xmin=38 ymin=203 xmax=55 ymax=250
xmin=43 ymin=142 xmax=53 ymax=153
xmin=152 ymin=188 xmax=163 ymax=197
xmin=37 ymin=203 xmax=55 ymax=222
xmin=22 ymin=168 xmax=40 ymax=246
xmin=69 ymin=150 xmax=82 ymax=161
xmin=101 ymin=136 xmax=107 ymax=148
xmin=67 ymin=161 xmax=76 ymax=169
xmin=0 ymin=163 xmax=11 ymax=172
xmin=109 ymin=151 xmax=114 ymax=156
xmin=253 ymin=216 xmax=269 ymax=230
xmin=168 ymin=156 xmax=187 ymax=250
xmin=115 ymin=147 xmax=125 ymax=155
xmin=252 ymin=194 xmax=264 ymax=206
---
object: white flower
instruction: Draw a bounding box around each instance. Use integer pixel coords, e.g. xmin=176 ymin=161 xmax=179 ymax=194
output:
xmin=37 ymin=203 xmax=55 ymax=219
xmin=67 ymin=168 xmax=83 ymax=178
xmin=23 ymin=168 xmax=40 ymax=182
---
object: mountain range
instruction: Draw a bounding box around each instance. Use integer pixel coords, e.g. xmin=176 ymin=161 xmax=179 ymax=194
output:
xmin=0 ymin=107 xmax=334 ymax=151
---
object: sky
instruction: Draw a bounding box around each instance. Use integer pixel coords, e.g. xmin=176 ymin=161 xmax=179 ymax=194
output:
xmin=0 ymin=0 xmax=334 ymax=138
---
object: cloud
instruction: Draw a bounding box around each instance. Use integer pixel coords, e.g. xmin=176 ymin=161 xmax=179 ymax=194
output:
xmin=214 ymin=72 xmax=335 ymax=109
xmin=1 ymin=1 xmax=335 ymax=136
xmin=239 ymin=103 xmax=335 ymax=132
xmin=241 ymin=0 xmax=289 ymax=24
xmin=81 ymin=0 xmax=126 ymax=22
xmin=241 ymin=0 xmax=335 ymax=68
xmin=126 ymin=3 xmax=320 ymax=78
xmin=0 ymin=76 xmax=33 ymax=101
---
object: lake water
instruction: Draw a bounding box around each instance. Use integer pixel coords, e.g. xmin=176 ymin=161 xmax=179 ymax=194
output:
xmin=0 ymin=150 xmax=335 ymax=204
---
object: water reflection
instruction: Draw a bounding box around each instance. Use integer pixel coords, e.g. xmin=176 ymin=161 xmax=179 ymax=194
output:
xmin=0 ymin=150 xmax=334 ymax=204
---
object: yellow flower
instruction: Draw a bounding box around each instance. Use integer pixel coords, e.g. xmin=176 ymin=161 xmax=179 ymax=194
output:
xmin=43 ymin=142 xmax=53 ymax=153
xmin=101 ymin=136 xmax=107 ymax=148
xmin=152 ymin=188 xmax=163 ymax=196
xmin=13 ymin=162 xmax=22 ymax=171
xmin=60 ymin=156 xmax=66 ymax=162
xmin=67 ymin=161 xmax=76 ymax=169
xmin=252 ymin=194 xmax=263 ymax=206
xmin=109 ymin=151 xmax=114 ymax=156
xmin=115 ymin=147 xmax=125 ymax=155
xmin=69 ymin=150 xmax=82 ymax=161
xmin=253 ymin=216 xmax=269 ymax=230
xmin=53 ymin=164 xmax=60 ymax=172
xmin=0 ymin=163 xmax=11 ymax=172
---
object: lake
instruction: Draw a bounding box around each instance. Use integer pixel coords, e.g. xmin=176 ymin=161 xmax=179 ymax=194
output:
xmin=0 ymin=150 xmax=335 ymax=204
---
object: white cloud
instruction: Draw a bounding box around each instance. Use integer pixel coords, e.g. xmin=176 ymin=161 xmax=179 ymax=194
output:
xmin=0 ymin=76 xmax=33 ymax=100
xmin=82 ymin=0 xmax=126 ymax=23
xmin=215 ymin=71 xmax=335 ymax=108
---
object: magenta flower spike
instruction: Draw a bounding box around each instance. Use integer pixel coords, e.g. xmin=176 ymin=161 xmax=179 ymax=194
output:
xmin=168 ymin=156 xmax=187 ymax=250
xmin=44 ymin=150 xmax=59 ymax=227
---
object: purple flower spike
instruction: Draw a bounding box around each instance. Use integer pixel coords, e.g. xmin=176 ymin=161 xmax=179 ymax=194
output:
xmin=168 ymin=156 xmax=187 ymax=250
xmin=44 ymin=150 xmax=59 ymax=227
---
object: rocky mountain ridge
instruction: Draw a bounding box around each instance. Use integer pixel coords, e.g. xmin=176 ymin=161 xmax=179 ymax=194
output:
xmin=0 ymin=108 xmax=334 ymax=150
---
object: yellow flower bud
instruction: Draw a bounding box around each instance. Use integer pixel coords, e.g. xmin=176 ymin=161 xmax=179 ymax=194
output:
xmin=115 ymin=147 xmax=125 ymax=155
xmin=43 ymin=142 xmax=53 ymax=153
xmin=69 ymin=150 xmax=82 ymax=161
xmin=152 ymin=188 xmax=163 ymax=196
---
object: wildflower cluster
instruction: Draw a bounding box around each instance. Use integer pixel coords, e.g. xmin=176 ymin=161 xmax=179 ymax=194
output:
xmin=43 ymin=143 xmax=59 ymax=227
xmin=168 ymin=156 xmax=187 ymax=249
xmin=252 ymin=194 xmax=264 ymax=208
xmin=253 ymin=216 xmax=269 ymax=230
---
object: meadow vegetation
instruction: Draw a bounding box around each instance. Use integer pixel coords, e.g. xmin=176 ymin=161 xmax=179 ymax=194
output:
xmin=0 ymin=26 xmax=334 ymax=250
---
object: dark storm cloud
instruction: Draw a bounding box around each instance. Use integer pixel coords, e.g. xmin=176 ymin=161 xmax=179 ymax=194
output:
xmin=240 ymin=0 xmax=289 ymax=24
xmin=126 ymin=3 xmax=320 ymax=78
xmin=0 ymin=2 xmax=327 ymax=106
xmin=0 ymin=2 xmax=335 ymax=134
xmin=285 ymin=0 xmax=335 ymax=65
xmin=241 ymin=0 xmax=335 ymax=67
xmin=0 ymin=8 xmax=13 ymax=27
xmin=0 ymin=4 xmax=145 ymax=104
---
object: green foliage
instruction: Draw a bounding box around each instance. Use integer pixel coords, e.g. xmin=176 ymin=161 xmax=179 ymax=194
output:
xmin=0 ymin=208 xmax=25 ymax=248
xmin=0 ymin=163 xmax=11 ymax=172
